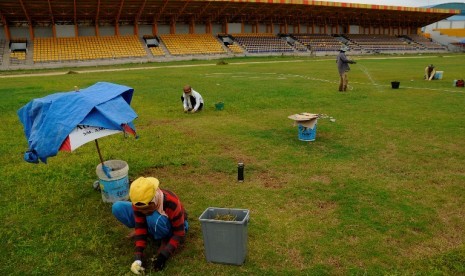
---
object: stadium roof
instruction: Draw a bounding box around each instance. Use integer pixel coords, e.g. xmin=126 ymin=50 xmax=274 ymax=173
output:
xmin=431 ymin=2 xmax=465 ymax=15
xmin=0 ymin=0 xmax=460 ymax=28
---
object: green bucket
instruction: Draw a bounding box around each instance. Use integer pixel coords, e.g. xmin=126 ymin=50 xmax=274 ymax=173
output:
xmin=215 ymin=102 xmax=224 ymax=111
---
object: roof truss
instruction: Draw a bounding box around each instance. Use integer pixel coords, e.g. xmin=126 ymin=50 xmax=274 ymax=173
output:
xmin=0 ymin=0 xmax=458 ymax=28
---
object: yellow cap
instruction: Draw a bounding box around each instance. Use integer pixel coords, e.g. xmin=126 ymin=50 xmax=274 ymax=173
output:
xmin=129 ymin=177 xmax=159 ymax=208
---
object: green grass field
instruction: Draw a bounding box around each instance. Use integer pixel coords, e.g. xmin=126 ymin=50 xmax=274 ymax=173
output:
xmin=1 ymin=54 xmax=465 ymax=275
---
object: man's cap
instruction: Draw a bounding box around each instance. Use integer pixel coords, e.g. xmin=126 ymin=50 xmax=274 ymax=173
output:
xmin=429 ymin=64 xmax=435 ymax=68
xmin=129 ymin=177 xmax=159 ymax=208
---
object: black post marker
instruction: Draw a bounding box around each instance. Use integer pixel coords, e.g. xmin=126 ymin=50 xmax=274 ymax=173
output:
xmin=238 ymin=162 xmax=244 ymax=182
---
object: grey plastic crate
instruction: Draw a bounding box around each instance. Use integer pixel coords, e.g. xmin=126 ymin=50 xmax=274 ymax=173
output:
xmin=199 ymin=207 xmax=250 ymax=265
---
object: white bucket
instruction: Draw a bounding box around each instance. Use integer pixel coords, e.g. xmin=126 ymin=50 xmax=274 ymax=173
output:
xmin=96 ymin=160 xmax=129 ymax=203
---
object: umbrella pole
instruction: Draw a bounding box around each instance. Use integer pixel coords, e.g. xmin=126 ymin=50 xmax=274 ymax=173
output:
xmin=95 ymin=139 xmax=105 ymax=164
xmin=95 ymin=139 xmax=112 ymax=178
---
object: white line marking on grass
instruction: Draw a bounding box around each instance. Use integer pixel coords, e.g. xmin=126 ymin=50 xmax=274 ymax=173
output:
xmin=206 ymin=72 xmax=465 ymax=94
xmin=356 ymin=63 xmax=389 ymax=93
xmin=397 ymin=85 xmax=465 ymax=94
xmin=358 ymin=64 xmax=377 ymax=86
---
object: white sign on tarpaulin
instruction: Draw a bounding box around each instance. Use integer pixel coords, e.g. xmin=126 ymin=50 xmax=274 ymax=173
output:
xmin=67 ymin=125 xmax=121 ymax=151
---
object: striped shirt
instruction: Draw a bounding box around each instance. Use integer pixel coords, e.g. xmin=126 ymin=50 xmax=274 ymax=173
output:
xmin=132 ymin=189 xmax=187 ymax=260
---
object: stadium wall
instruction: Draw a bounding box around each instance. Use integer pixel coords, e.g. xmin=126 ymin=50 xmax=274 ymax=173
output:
xmin=78 ymin=27 xmax=96 ymax=37
xmin=194 ymin=25 xmax=204 ymax=34
xmin=451 ymin=21 xmax=465 ymax=28
xmin=56 ymin=25 xmax=75 ymax=37
xmin=423 ymin=19 xmax=465 ymax=34
xmin=138 ymin=25 xmax=152 ymax=36
xmin=244 ymin=25 xmax=253 ymax=33
xmin=34 ymin=27 xmax=53 ymax=38
xmin=119 ymin=25 xmax=134 ymax=35
xmin=228 ymin=23 xmax=242 ymax=34
xmin=350 ymin=25 xmax=359 ymax=34
xmin=100 ymin=26 xmax=115 ymax=36
xmin=9 ymin=27 xmax=29 ymax=39
xmin=158 ymin=25 xmax=171 ymax=34
xmin=177 ymin=24 xmax=190 ymax=34
xmin=212 ymin=25 xmax=223 ymax=34
xmin=426 ymin=20 xmax=465 ymax=30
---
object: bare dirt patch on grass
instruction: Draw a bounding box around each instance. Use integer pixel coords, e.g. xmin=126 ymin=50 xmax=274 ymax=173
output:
xmin=256 ymin=170 xmax=285 ymax=189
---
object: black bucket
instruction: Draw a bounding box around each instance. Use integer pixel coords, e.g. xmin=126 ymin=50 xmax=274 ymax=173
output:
xmin=391 ymin=81 xmax=400 ymax=89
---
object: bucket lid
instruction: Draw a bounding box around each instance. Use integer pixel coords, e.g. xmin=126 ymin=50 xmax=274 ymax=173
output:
xmin=288 ymin=113 xmax=318 ymax=128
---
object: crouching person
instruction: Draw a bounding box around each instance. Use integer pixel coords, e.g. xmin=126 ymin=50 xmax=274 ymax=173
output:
xmin=181 ymin=85 xmax=204 ymax=113
xmin=424 ymin=64 xmax=436 ymax=81
xmin=112 ymin=177 xmax=188 ymax=274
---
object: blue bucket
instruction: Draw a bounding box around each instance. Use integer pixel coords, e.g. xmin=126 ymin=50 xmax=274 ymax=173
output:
xmin=434 ymin=71 xmax=443 ymax=80
xmin=96 ymin=160 xmax=129 ymax=203
xmin=298 ymin=124 xmax=317 ymax=142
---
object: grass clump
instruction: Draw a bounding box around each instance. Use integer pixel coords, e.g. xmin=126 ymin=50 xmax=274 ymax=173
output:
xmin=214 ymin=213 xmax=237 ymax=221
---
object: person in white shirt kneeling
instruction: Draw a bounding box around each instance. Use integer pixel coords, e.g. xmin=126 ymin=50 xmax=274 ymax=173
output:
xmin=181 ymin=85 xmax=204 ymax=113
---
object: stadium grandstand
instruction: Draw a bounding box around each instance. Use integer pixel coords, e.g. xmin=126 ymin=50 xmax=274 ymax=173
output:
xmin=421 ymin=2 xmax=465 ymax=52
xmin=0 ymin=0 xmax=462 ymax=70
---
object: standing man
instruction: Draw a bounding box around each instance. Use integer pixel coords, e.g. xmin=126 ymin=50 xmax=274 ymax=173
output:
xmin=181 ymin=85 xmax=204 ymax=113
xmin=336 ymin=45 xmax=356 ymax=92
xmin=112 ymin=177 xmax=188 ymax=274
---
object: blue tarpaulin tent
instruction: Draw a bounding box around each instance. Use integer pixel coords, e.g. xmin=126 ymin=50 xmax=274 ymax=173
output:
xmin=18 ymin=82 xmax=138 ymax=164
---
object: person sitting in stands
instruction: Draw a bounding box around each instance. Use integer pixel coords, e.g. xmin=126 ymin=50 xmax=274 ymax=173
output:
xmin=424 ymin=64 xmax=437 ymax=81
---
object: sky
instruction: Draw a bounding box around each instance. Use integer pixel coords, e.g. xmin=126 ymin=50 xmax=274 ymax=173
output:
xmin=323 ymin=0 xmax=465 ymax=7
